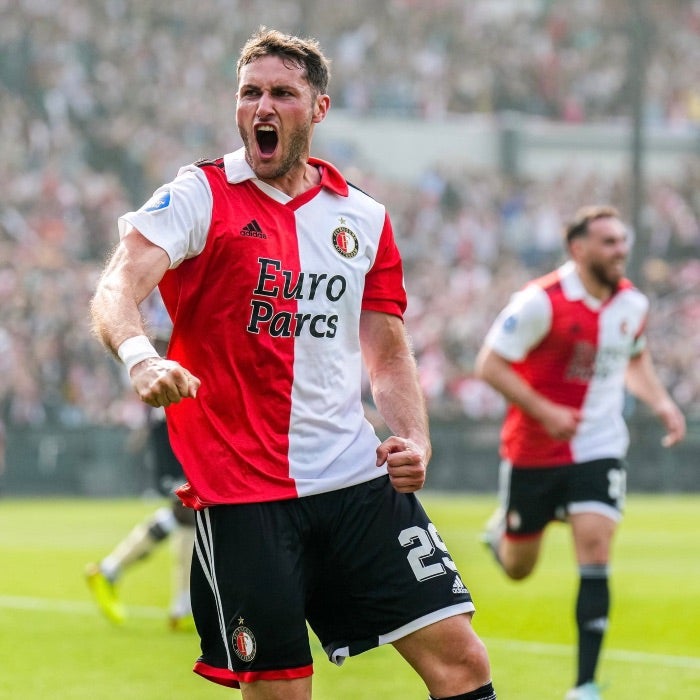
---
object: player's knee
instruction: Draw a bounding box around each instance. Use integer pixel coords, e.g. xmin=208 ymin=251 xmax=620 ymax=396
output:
xmin=499 ymin=538 xmax=540 ymax=580
xmin=463 ymin=633 xmax=491 ymax=678
xmin=503 ymin=565 xmax=531 ymax=581
xmin=148 ymin=506 xmax=177 ymax=540
xmin=438 ymin=632 xmax=492 ymax=694
xmin=501 ymin=557 xmax=536 ymax=580
xmin=446 ymin=621 xmax=492 ymax=674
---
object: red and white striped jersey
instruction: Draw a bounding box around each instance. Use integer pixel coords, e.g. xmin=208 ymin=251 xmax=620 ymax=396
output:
xmin=483 ymin=261 xmax=649 ymax=467
xmin=119 ymin=149 xmax=407 ymax=506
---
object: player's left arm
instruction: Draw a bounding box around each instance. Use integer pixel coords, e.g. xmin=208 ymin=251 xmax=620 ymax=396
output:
xmin=360 ymin=310 xmax=430 ymax=493
xmin=625 ymin=348 xmax=686 ymax=447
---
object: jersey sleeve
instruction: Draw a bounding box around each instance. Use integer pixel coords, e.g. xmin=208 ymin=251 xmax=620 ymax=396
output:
xmin=118 ymin=166 xmax=212 ymax=267
xmin=484 ymin=284 xmax=552 ymax=362
xmin=629 ymin=296 xmax=650 ymax=358
xmin=361 ymin=212 xmax=407 ymax=319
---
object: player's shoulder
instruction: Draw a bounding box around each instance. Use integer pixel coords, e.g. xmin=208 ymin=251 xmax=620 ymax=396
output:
xmin=615 ymin=277 xmax=649 ymax=311
xmin=175 ymin=157 xmax=226 ymax=194
xmin=503 ymin=278 xmax=552 ymax=321
xmin=529 ymin=268 xmax=563 ymax=293
xmin=346 ymin=179 xmax=376 ymax=202
xmin=617 ymin=276 xmax=644 ymax=296
xmin=192 ymin=156 xmax=225 ymax=170
xmin=511 ymin=269 xmax=558 ymax=309
xmin=347 ymin=181 xmax=386 ymax=221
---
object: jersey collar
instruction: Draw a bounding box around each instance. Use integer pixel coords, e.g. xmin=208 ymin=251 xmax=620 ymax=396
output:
xmin=558 ymin=261 xmax=601 ymax=309
xmin=559 ymin=260 xmax=631 ymax=310
xmin=223 ymin=148 xmax=349 ymax=197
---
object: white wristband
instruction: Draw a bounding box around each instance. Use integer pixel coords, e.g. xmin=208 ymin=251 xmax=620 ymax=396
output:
xmin=117 ymin=335 xmax=160 ymax=373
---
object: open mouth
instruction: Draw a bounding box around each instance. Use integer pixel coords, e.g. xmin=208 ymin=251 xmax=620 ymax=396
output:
xmin=255 ymin=125 xmax=278 ymax=156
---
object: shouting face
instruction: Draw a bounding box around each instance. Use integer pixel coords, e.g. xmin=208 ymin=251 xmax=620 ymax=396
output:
xmin=236 ymin=54 xmax=329 ymax=186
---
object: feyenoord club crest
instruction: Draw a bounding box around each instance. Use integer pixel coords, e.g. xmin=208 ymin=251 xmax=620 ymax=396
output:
xmin=332 ymin=219 xmax=359 ymax=258
xmin=232 ymin=622 xmax=257 ymax=662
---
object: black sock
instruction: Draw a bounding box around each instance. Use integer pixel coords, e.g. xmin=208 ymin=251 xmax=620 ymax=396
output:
xmin=575 ymin=564 xmax=610 ymax=686
xmin=429 ymin=681 xmax=497 ymax=700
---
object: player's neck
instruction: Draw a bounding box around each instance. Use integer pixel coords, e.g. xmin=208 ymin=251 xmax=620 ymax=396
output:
xmin=259 ymin=161 xmax=320 ymax=199
xmin=576 ymin=265 xmax=614 ymax=302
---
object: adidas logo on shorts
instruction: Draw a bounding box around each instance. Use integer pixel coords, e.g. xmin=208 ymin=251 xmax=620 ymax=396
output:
xmin=452 ymin=574 xmax=468 ymax=594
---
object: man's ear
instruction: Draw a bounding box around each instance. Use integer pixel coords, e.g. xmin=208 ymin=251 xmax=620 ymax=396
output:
xmin=312 ymin=94 xmax=331 ymax=124
xmin=567 ymin=236 xmax=586 ymax=261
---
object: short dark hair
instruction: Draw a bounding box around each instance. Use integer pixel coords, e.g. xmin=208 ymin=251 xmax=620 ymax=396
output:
xmin=564 ymin=205 xmax=620 ymax=244
xmin=237 ymin=27 xmax=331 ymax=95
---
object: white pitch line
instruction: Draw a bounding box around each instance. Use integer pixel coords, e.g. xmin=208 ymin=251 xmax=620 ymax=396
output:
xmin=483 ymin=636 xmax=700 ymax=670
xmin=0 ymin=594 xmax=164 ymax=618
xmin=2 ymin=596 xmax=699 ymax=671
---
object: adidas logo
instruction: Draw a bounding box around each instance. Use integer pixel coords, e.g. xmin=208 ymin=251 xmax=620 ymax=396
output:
xmin=584 ymin=616 xmax=609 ymax=633
xmin=452 ymin=575 xmax=468 ymax=595
xmin=240 ymin=219 xmax=266 ymax=239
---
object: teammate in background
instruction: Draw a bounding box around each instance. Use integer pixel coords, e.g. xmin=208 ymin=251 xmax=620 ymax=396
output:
xmin=475 ymin=205 xmax=685 ymax=700
xmin=86 ymin=294 xmax=195 ymax=630
xmin=89 ymin=27 xmax=495 ymax=700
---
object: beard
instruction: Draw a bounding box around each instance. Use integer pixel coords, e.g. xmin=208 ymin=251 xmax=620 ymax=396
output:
xmin=241 ymin=124 xmax=310 ymax=181
xmin=589 ymin=258 xmax=625 ymax=290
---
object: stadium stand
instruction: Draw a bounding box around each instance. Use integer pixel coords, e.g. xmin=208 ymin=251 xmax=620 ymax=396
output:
xmin=1 ymin=0 xmax=698 ymax=455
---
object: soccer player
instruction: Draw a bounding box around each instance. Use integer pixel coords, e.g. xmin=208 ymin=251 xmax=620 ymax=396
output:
xmin=90 ymin=27 xmax=496 ymax=700
xmin=475 ymin=205 xmax=685 ymax=700
xmin=85 ymin=414 xmax=195 ymax=629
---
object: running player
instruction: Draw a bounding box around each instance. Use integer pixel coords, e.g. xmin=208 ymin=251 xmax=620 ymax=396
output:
xmin=475 ymin=205 xmax=685 ymax=700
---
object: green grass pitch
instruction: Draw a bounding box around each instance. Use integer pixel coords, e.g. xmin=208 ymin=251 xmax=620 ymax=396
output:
xmin=1 ymin=493 xmax=698 ymax=699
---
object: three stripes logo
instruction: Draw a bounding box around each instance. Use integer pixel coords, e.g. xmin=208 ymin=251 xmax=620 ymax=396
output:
xmin=452 ymin=574 xmax=468 ymax=595
xmin=240 ymin=219 xmax=266 ymax=239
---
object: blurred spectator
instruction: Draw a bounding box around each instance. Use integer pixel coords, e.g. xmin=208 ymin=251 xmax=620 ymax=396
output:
xmin=1 ymin=0 xmax=699 ymax=431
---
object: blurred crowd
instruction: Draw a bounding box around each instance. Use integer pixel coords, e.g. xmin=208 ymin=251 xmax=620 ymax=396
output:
xmin=1 ymin=0 xmax=700 ymax=435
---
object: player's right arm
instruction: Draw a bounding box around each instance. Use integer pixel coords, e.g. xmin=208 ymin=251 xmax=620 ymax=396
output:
xmin=475 ymin=346 xmax=581 ymax=440
xmin=475 ymin=284 xmax=581 ymax=440
xmin=91 ymin=231 xmax=200 ymax=408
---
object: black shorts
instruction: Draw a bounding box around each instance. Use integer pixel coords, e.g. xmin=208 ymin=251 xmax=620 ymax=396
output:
xmin=149 ymin=419 xmax=184 ymax=496
xmin=499 ymin=457 xmax=626 ymax=538
xmin=190 ymin=475 xmax=475 ymax=688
